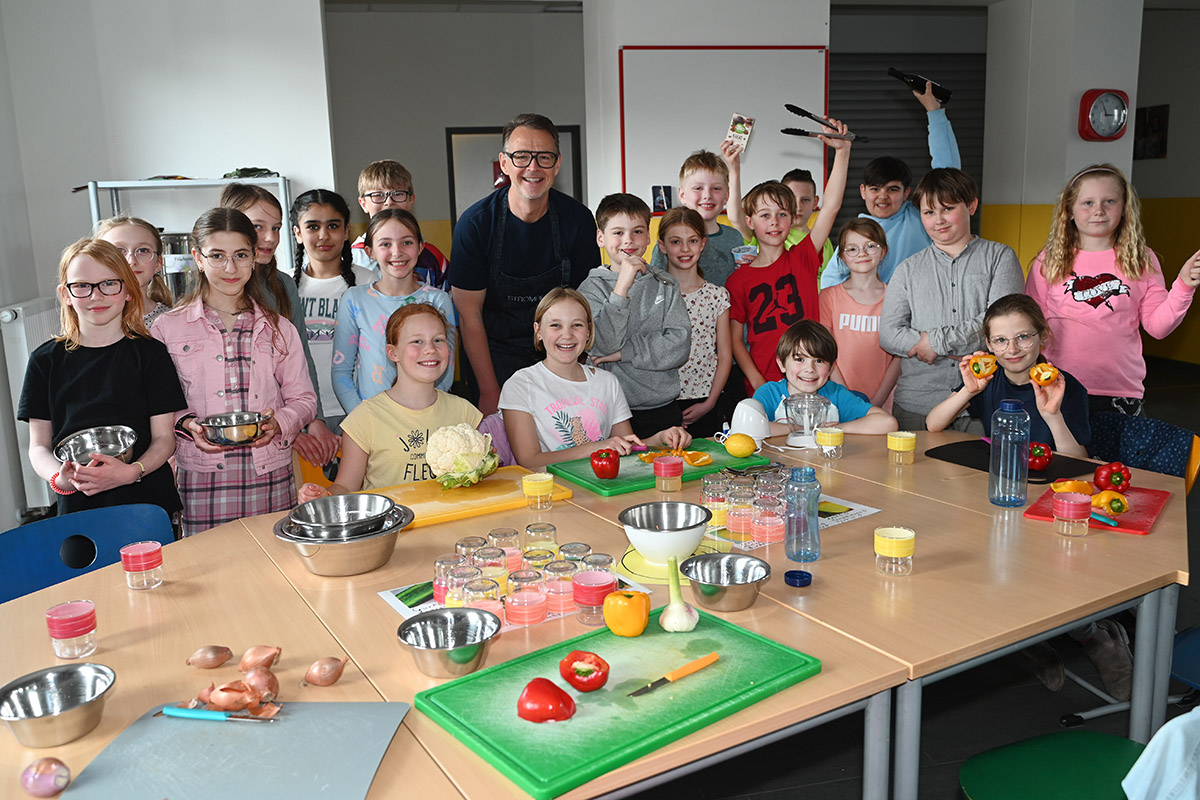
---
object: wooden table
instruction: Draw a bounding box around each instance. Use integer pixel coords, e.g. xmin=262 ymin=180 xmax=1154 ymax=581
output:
xmin=0 ymin=520 xmax=461 ymax=800
xmin=240 ymin=503 xmax=907 ymax=800
xmin=755 ymin=430 xmax=1188 ymax=799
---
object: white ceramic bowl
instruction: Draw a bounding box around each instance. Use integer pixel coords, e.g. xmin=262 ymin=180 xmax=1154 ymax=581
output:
xmin=618 ymin=501 xmax=712 ymax=566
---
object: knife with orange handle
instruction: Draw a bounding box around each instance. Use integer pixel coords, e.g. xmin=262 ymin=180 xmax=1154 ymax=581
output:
xmin=628 ymin=652 xmax=719 ymax=697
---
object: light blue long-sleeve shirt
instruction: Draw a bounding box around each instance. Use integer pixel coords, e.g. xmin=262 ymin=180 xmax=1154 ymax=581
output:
xmin=820 ymin=108 xmax=961 ymax=290
xmin=331 ymin=282 xmax=457 ymax=414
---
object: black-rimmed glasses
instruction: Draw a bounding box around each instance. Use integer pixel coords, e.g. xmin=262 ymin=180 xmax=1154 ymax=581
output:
xmin=361 ymin=189 xmax=413 ymax=204
xmin=65 ymin=279 xmax=124 ymax=298
xmin=504 ymin=150 xmax=559 ymax=168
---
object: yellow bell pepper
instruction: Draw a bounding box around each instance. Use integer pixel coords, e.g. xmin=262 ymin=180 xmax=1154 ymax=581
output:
xmin=1092 ymin=490 xmax=1130 ymax=516
xmin=1051 ymin=480 xmax=1093 ymax=494
xmin=602 ymin=590 xmax=650 ymax=637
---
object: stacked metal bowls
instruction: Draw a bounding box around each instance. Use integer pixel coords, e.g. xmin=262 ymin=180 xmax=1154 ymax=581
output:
xmin=679 ymin=553 xmax=771 ymax=611
xmin=274 ymin=494 xmax=412 ymax=576
xmin=397 ymin=608 xmax=502 ymax=678
xmin=198 ymin=411 xmax=271 ymax=446
xmin=53 ymin=425 xmax=137 ymax=464
xmin=0 ymin=664 xmax=115 ymax=747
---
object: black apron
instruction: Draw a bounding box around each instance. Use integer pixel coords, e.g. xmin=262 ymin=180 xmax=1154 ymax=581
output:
xmin=483 ymin=189 xmax=573 ymax=387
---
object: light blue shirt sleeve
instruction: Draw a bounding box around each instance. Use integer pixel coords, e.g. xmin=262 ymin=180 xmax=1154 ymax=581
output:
xmin=927 ymin=108 xmax=960 ymax=169
xmin=331 ymin=287 xmax=363 ymax=414
xmin=818 ymin=380 xmax=872 ymax=423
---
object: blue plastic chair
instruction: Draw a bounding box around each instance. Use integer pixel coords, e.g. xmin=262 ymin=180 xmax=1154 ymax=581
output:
xmin=0 ymin=504 xmax=174 ymax=603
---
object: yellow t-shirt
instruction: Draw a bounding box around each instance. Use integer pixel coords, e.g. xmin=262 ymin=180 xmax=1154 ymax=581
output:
xmin=341 ymin=390 xmax=483 ymax=489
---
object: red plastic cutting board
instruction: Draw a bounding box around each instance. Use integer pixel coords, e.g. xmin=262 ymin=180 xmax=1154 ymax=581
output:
xmin=415 ymin=608 xmax=820 ymax=799
xmin=1023 ymin=485 xmax=1172 ymax=535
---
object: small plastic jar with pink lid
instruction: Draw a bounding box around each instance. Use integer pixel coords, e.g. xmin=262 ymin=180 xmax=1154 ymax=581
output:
xmin=572 ymin=553 xmax=617 ymax=626
xmin=1053 ymin=492 xmax=1093 ymax=537
xmin=120 ymin=541 xmax=164 ymax=590
xmin=654 ymin=456 xmax=683 ymax=493
xmin=46 ymin=600 xmax=97 ymax=658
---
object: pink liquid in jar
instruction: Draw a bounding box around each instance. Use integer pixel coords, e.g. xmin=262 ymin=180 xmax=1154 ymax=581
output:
xmin=432 ymin=578 xmax=447 ymax=605
xmin=467 ymin=598 xmax=506 ymax=625
xmin=502 ymin=547 xmax=523 ymax=574
xmin=545 ymin=583 xmax=576 ymax=615
xmin=751 ymin=516 xmax=785 ymax=543
xmin=505 ymin=591 xmax=548 ymax=626
xmin=726 ymin=507 xmax=754 ymax=537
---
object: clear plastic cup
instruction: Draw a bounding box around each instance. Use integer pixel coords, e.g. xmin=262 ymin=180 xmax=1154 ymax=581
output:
xmin=875 ymin=526 xmax=915 ymax=576
xmin=46 ymin=600 xmax=97 ymax=659
xmin=432 ymin=553 xmax=467 ymax=605
xmin=505 ymin=570 xmax=547 ymax=626
xmin=523 ymin=472 xmax=555 ymax=510
xmin=487 ymin=527 xmax=523 ymax=573
xmin=524 ymin=522 xmax=558 ymax=554
xmin=573 ymin=554 xmax=617 ymax=626
xmin=543 ymin=560 xmax=578 ymax=615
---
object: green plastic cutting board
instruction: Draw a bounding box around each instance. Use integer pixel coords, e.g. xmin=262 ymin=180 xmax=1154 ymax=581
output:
xmin=415 ymin=608 xmax=821 ymax=799
xmin=545 ymin=438 xmax=770 ymax=496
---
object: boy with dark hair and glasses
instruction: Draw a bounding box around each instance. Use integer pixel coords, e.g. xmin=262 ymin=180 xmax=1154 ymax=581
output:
xmin=351 ymin=159 xmax=448 ymax=289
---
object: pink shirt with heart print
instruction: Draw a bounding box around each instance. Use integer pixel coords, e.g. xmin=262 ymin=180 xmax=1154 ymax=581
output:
xmin=1025 ymin=248 xmax=1195 ymax=399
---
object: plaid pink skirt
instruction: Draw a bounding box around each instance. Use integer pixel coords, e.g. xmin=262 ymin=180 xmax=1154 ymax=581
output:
xmin=178 ymin=449 xmax=296 ymax=537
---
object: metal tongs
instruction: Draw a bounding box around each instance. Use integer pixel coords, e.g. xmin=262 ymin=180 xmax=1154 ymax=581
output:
xmin=781 ymin=104 xmax=869 ymax=143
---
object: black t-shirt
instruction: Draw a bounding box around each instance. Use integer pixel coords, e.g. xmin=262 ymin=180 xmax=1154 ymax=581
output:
xmin=19 ymin=336 xmax=187 ymax=515
xmin=964 ymin=366 xmax=1092 ymax=449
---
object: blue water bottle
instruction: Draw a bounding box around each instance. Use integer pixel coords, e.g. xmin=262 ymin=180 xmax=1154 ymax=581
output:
xmin=989 ymin=399 xmax=1030 ymax=507
xmin=785 ymin=467 xmax=822 ymax=562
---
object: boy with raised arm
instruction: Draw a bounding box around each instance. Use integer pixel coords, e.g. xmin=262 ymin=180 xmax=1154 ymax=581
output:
xmin=820 ymin=83 xmax=961 ymax=289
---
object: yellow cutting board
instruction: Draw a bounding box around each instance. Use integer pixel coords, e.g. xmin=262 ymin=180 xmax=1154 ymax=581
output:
xmin=373 ymin=466 xmax=573 ymax=528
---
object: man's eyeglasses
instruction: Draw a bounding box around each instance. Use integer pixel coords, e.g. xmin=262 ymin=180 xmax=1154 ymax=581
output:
xmin=504 ymin=150 xmax=559 ymax=169
xmin=987 ymin=332 xmax=1040 ymax=351
xmin=65 ymin=279 xmax=124 ymax=298
xmin=842 ymin=242 xmax=881 ymax=257
xmin=114 ymin=246 xmax=158 ymax=264
xmin=197 ymin=249 xmax=255 ymax=267
xmin=361 ymin=190 xmax=413 ymax=204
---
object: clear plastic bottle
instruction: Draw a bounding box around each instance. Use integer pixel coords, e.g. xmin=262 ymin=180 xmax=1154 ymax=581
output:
xmin=785 ymin=467 xmax=822 ymax=562
xmin=989 ymin=399 xmax=1031 ymax=507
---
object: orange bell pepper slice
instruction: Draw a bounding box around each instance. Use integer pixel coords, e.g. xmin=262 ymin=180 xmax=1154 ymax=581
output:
xmin=683 ymin=451 xmax=713 ymax=466
xmin=1030 ymin=362 xmax=1060 ymax=386
xmin=1051 ymin=479 xmax=1093 ymax=494
xmin=969 ymin=354 xmax=998 ymax=378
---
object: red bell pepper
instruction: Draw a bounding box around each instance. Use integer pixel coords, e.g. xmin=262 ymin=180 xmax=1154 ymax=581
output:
xmin=1028 ymin=442 xmax=1053 ymax=471
xmin=558 ymin=650 xmax=610 ymax=692
xmin=590 ymin=449 xmax=620 ymax=480
xmin=517 ymin=678 xmax=576 ymax=723
xmin=1094 ymin=461 xmax=1132 ymax=491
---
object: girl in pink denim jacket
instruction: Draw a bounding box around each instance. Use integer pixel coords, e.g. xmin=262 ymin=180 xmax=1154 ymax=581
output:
xmin=153 ymin=208 xmax=316 ymax=535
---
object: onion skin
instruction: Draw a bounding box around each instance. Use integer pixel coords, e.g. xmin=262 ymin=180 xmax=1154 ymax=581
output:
xmin=302 ymin=657 xmax=349 ymax=687
xmin=243 ymin=667 xmax=280 ymax=702
xmin=185 ymin=645 xmax=233 ymax=669
xmin=21 ymin=758 xmax=70 ymax=797
xmin=239 ymin=645 xmax=281 ymax=672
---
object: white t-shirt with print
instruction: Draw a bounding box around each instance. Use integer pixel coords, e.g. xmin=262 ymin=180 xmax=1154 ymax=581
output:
xmin=499 ymin=362 xmax=632 ymax=452
xmin=297 ymin=266 xmax=375 ymax=417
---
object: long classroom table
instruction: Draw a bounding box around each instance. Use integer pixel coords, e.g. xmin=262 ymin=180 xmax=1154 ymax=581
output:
xmin=238 ymin=502 xmax=907 ymax=800
xmin=0 ymin=519 xmax=461 ymax=799
xmin=753 ymin=429 xmax=1187 ymax=799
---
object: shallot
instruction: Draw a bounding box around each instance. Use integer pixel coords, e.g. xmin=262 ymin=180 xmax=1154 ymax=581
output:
xmin=243 ymin=666 xmax=280 ymax=702
xmin=20 ymin=758 xmax=70 ymax=797
xmin=239 ymin=645 xmax=281 ymax=672
xmin=207 ymin=680 xmax=259 ymax=712
xmin=185 ymin=645 xmax=232 ymax=669
xmin=303 ymin=657 xmax=349 ymax=687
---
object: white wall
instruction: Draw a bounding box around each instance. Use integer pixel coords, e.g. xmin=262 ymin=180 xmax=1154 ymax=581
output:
xmin=983 ymin=0 xmax=1142 ymax=204
xmin=3 ymin=0 xmax=335 ymax=298
xmin=0 ymin=3 xmax=38 ymax=520
xmin=1132 ymin=9 xmax=1200 ymax=198
xmin=583 ymin=0 xmax=829 ymax=206
xmin=324 ymin=10 xmax=586 ymax=226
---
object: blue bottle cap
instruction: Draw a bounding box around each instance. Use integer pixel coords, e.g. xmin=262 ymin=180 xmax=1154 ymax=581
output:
xmin=999 ymin=399 xmax=1024 ymax=412
xmin=790 ymin=467 xmax=816 ymax=482
xmin=785 ymin=570 xmax=813 ymax=587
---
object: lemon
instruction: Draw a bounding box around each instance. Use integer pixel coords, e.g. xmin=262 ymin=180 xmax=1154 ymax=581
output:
xmin=723 ymin=433 xmax=757 ymax=459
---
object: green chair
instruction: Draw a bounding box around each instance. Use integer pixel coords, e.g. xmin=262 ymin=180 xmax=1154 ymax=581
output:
xmin=959 ymin=729 xmax=1146 ymax=799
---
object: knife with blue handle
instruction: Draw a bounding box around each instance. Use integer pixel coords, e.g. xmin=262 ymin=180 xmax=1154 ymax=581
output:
xmin=157 ymin=706 xmax=275 ymax=723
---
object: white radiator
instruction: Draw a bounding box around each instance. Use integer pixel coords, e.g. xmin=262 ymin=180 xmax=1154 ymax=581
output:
xmin=0 ymin=297 xmax=60 ymax=511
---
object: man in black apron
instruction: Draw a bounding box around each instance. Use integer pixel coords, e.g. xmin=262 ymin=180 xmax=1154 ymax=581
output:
xmin=450 ymin=114 xmax=600 ymax=414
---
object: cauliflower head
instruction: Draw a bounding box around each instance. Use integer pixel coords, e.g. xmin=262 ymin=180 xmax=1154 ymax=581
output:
xmin=426 ymin=423 xmax=499 ymax=489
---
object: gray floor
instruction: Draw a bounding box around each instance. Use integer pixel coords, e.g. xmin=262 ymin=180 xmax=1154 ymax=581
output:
xmin=629 ymin=356 xmax=1200 ymax=800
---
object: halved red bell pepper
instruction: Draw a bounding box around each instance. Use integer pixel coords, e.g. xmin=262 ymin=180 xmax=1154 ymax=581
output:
xmin=1029 ymin=442 xmax=1053 ymax=471
xmin=1094 ymin=461 xmax=1132 ymax=491
xmin=517 ymin=678 xmax=576 ymax=723
xmin=558 ymin=650 xmax=610 ymax=692
xmin=590 ymin=449 xmax=620 ymax=480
